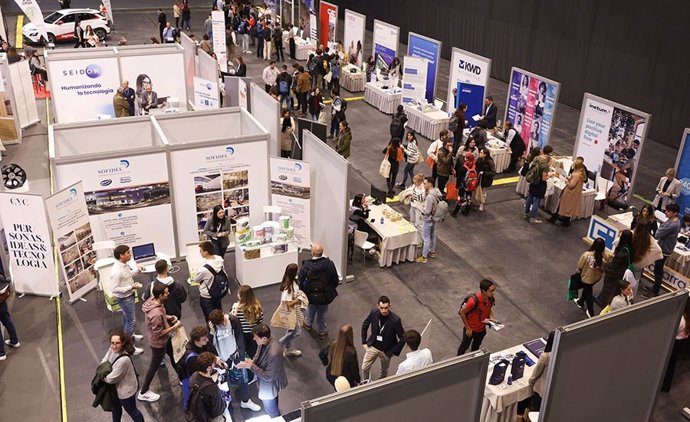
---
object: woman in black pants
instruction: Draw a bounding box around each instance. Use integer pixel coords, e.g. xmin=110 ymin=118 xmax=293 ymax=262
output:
xmin=203 ymin=205 xmax=231 ymax=257
xmin=383 ymin=138 xmax=404 ymax=198
xmin=573 ymin=238 xmax=606 ymax=318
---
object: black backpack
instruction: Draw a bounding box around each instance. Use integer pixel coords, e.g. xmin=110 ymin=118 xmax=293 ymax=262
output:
xmin=448 ymin=114 xmax=459 ymax=132
xmin=204 ymin=264 xmax=229 ymax=300
xmin=185 ymin=377 xmax=216 ymax=422
xmin=302 ymin=268 xmax=329 ymax=305
xmin=390 ymin=115 xmax=404 ymax=138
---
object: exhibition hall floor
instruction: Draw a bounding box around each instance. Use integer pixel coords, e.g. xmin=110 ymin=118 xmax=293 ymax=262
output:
xmin=0 ymin=8 xmax=687 ymax=422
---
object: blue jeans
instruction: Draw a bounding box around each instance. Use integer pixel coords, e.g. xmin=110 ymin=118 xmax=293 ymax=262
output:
xmin=279 ymin=94 xmax=289 ymax=110
xmin=200 ymin=296 xmax=223 ymax=322
xmin=422 ymin=220 xmax=436 ymax=258
xmin=279 ymin=323 xmax=301 ymax=349
xmin=0 ymin=301 xmax=19 ymax=355
xmin=330 ymin=115 xmax=340 ymax=136
xmin=112 ymin=394 xmax=144 ymax=422
xmin=524 ymin=193 xmax=542 ymax=219
xmin=311 ymin=113 xmax=319 ymax=122
xmin=115 ymin=295 xmax=136 ymax=336
xmin=262 ymin=396 xmax=280 ymax=417
xmin=304 ymin=304 xmax=328 ymax=334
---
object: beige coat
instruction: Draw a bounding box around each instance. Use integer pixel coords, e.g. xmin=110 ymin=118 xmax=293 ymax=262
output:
xmin=559 ymin=171 xmax=584 ymax=218
xmin=577 ymin=251 xmax=606 ymax=284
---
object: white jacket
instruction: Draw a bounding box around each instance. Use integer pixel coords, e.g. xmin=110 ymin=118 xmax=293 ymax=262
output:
xmin=652 ymin=176 xmax=682 ymax=209
xmin=427 ymin=139 xmax=444 ymax=162
xmin=194 ymin=256 xmax=226 ymax=299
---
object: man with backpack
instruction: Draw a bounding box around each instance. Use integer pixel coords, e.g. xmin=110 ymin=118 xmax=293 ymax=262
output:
xmin=390 ymin=104 xmax=407 ymax=141
xmin=185 ymin=352 xmax=232 ymax=422
xmin=327 ymin=88 xmax=346 ymax=139
xmin=457 ymin=279 xmax=498 ymax=355
xmin=524 ymin=145 xmax=554 ymax=224
xmin=415 ymin=177 xmax=443 ymax=263
xmin=195 ymin=241 xmax=230 ymax=321
xmin=299 ymin=243 xmax=339 ymax=339
xmin=275 ymin=64 xmax=292 ymax=110
xmin=142 ymin=259 xmax=188 ymax=321
xmin=179 ymin=326 xmax=226 ymax=408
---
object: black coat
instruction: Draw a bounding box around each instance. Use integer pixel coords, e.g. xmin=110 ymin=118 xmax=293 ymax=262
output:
xmin=299 ymin=256 xmax=339 ymax=305
xmin=361 ymin=309 xmax=405 ymax=357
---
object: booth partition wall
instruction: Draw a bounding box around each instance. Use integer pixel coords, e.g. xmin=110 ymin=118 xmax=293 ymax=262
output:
xmin=335 ymin=0 xmax=690 ymax=147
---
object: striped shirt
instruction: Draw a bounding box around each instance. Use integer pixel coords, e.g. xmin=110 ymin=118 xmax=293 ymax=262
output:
xmin=230 ymin=302 xmax=264 ymax=333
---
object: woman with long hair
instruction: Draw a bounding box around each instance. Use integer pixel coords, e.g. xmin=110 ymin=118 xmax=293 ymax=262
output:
xmin=548 ymin=160 xmax=586 ymax=226
xmin=280 ymin=109 xmax=294 ymax=158
xmin=451 ymin=103 xmax=468 ymax=156
xmin=231 ymin=285 xmax=264 ymax=358
xmin=607 ymin=279 xmax=633 ymax=312
xmin=573 ymin=238 xmax=606 ymax=318
xmin=383 ymin=137 xmax=404 ymax=198
xmin=456 ymin=136 xmax=479 ymax=164
xmin=631 ymin=218 xmax=663 ymax=284
xmin=278 ymin=263 xmax=302 ymax=357
xmin=398 ymin=131 xmax=420 ymax=188
xmin=203 ymin=204 xmax=232 ymax=257
xmin=102 ymin=329 xmax=144 ymax=422
xmin=596 ymin=229 xmax=634 ymax=306
xmin=319 ymin=324 xmax=360 ymax=389
xmin=631 ymin=204 xmax=658 ymax=236
xmin=85 ymin=25 xmax=99 ymax=47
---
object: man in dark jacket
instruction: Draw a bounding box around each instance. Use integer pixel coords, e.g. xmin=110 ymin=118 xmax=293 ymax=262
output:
xmin=187 ymin=352 xmax=230 ymax=421
xmin=504 ymin=120 xmax=526 ymax=172
xmin=299 ymin=243 xmax=339 ymax=339
xmin=141 ymin=260 xmax=187 ymax=320
xmin=121 ymin=80 xmax=136 ymax=116
xmin=361 ymin=295 xmax=405 ymax=380
xmin=157 ymin=9 xmax=167 ymax=43
xmin=275 ymin=64 xmax=293 ymax=111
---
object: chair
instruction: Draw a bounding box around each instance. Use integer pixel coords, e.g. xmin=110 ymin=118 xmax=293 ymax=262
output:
xmin=595 ymin=176 xmax=613 ymax=214
xmin=354 ymin=230 xmax=376 ymax=269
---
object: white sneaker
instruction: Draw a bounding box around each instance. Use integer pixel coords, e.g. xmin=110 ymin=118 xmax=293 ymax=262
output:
xmin=132 ymin=334 xmax=144 ymax=342
xmin=137 ymin=390 xmax=160 ymax=402
xmin=133 ymin=346 xmax=144 ymax=356
xmin=240 ymin=399 xmax=262 ymax=411
xmin=283 ymin=348 xmax=302 ymax=357
xmin=0 ymin=354 xmax=6 ymax=361
xmin=4 ymin=340 xmax=20 ymax=348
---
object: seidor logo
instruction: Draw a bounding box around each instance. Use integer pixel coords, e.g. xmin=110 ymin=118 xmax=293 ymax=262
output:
xmin=458 ymin=59 xmax=481 ymax=75
xmin=588 ymin=103 xmax=610 ymax=114
xmin=680 ymin=178 xmax=690 ymax=196
xmin=62 ymin=64 xmax=103 ymax=79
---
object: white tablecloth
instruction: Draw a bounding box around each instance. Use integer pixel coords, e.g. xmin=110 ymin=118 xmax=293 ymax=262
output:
xmin=295 ymin=38 xmax=316 ymax=61
xmin=364 ymin=82 xmax=402 ymax=114
xmin=363 ymin=203 xmax=418 ymax=267
xmin=404 ymin=105 xmax=450 ymax=140
xmin=487 ymin=144 xmax=511 ymax=174
xmin=340 ymin=65 xmax=366 ymax=92
xmin=516 ymin=176 xmax=595 ymax=220
xmin=480 ymin=344 xmax=542 ymax=422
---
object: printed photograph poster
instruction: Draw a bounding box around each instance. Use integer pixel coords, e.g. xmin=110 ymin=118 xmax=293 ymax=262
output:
xmin=319 ymin=1 xmax=337 ymax=48
xmin=406 ymin=33 xmax=441 ymax=104
xmin=298 ymin=0 xmax=317 ymax=42
xmin=401 ymin=56 xmax=428 ymax=105
xmin=119 ymin=53 xmax=187 ymax=116
xmin=193 ymin=77 xmax=219 ymax=110
xmin=372 ymin=19 xmax=399 ymax=68
xmin=47 ymin=56 xmax=121 ymax=123
xmin=45 ymin=182 xmax=98 ymax=302
xmin=343 ymin=9 xmax=365 ymax=67
xmin=674 ymin=129 xmax=690 ymax=216
xmin=447 ymin=47 xmax=491 ymax=114
xmin=573 ymin=93 xmax=650 ymax=203
xmin=0 ymin=192 xmax=58 ymax=297
xmin=55 ymin=153 xmax=176 ymax=255
xmin=270 ymin=157 xmax=311 ymax=249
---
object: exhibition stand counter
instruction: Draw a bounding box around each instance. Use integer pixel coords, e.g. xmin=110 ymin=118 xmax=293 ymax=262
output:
xmin=364 ymin=82 xmax=402 ymax=115
xmin=295 ymin=37 xmax=317 ymax=61
xmin=363 ymin=201 xmax=418 ymax=267
xmin=404 ymin=104 xmax=450 ymax=140
xmin=340 ymin=64 xmax=366 ymax=93
xmin=234 ymin=243 xmax=298 ymax=287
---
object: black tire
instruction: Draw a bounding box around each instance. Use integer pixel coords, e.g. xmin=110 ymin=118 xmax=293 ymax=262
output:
xmin=94 ymin=28 xmax=106 ymax=41
xmin=47 ymin=33 xmax=56 ymax=44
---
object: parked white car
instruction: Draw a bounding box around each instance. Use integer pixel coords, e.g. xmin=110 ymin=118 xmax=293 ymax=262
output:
xmin=22 ymin=8 xmax=111 ymax=44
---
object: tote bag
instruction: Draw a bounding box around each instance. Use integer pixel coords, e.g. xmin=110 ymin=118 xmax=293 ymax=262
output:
xmin=446 ymin=179 xmax=458 ymax=201
xmin=379 ymin=156 xmax=391 ymax=178
xmin=270 ymin=303 xmax=296 ymax=330
xmin=171 ymin=326 xmax=190 ymax=363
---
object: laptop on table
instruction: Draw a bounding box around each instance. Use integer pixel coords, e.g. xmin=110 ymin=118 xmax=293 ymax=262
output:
xmin=131 ymin=243 xmax=157 ymax=267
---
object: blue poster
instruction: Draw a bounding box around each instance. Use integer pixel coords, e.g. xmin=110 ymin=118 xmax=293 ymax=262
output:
xmin=407 ymin=34 xmax=441 ymax=104
xmin=374 ymin=45 xmax=395 ymax=69
xmin=505 ymin=69 xmax=559 ymax=150
xmin=675 ymin=132 xmax=690 ymax=216
xmin=457 ymin=82 xmax=485 ymax=128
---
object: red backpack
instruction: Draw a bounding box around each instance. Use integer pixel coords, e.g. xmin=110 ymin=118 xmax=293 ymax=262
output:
xmin=464 ymin=165 xmax=478 ymax=192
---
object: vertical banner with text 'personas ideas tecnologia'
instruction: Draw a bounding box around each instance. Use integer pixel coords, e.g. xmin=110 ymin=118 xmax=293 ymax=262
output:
xmin=0 ymin=192 xmax=58 ymax=297
xmin=45 ymin=182 xmax=98 ymax=303
xmin=319 ymin=1 xmax=337 ymax=48
xmin=407 ymin=33 xmax=441 ymax=104
xmin=343 ymin=9 xmax=365 ymax=67
xmin=372 ymin=20 xmax=399 ymax=68
xmin=674 ymin=129 xmax=690 ymax=216
xmin=505 ymin=68 xmax=560 ymax=150
xmin=270 ymin=158 xmax=311 ymax=249
xmin=448 ymin=48 xmax=491 ymax=115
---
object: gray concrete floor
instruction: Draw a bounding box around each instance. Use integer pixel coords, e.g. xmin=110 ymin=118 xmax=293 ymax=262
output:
xmin=0 ymin=8 xmax=687 ymax=422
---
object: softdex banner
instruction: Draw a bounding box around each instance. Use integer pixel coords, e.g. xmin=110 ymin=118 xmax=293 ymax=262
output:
xmin=407 ymin=33 xmax=441 ymax=104
xmin=674 ymin=129 xmax=690 ymax=216
xmin=372 ymin=20 xmax=398 ymax=68
xmin=45 ymin=182 xmax=98 ymax=303
xmin=319 ymin=1 xmax=337 ymax=49
xmin=448 ymin=48 xmax=491 ymax=114
xmin=343 ymin=9 xmax=365 ymax=67
xmin=0 ymin=192 xmax=58 ymax=297
xmin=270 ymin=158 xmax=311 ymax=249
xmin=402 ymin=56 xmax=427 ymax=105
xmin=505 ymin=68 xmax=560 ymax=150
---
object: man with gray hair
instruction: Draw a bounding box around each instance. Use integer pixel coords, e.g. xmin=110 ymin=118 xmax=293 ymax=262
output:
xmin=121 ymin=80 xmax=136 ymax=116
xmin=113 ymin=87 xmax=129 ymax=118
xmin=299 ymin=243 xmax=339 ymax=339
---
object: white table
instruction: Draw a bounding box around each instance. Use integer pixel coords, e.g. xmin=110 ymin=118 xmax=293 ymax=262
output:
xmin=486 ymin=137 xmax=512 ymax=174
xmin=295 ymin=37 xmax=316 ymax=61
xmin=364 ymin=82 xmax=402 ymax=115
xmin=480 ymin=343 xmax=543 ymax=422
xmin=363 ymin=203 xmax=418 ymax=267
xmin=404 ymin=104 xmax=450 ymax=140
xmin=234 ymin=244 xmax=298 ymax=288
xmin=340 ymin=65 xmax=366 ymax=92
xmin=516 ymin=176 xmax=596 ymax=220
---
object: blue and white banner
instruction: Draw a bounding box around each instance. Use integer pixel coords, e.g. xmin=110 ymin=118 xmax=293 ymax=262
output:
xmin=270 ymin=157 xmax=311 ymax=249
xmin=372 ymin=19 xmax=398 ymax=69
xmin=457 ymin=82 xmax=485 ymax=128
xmin=407 ymin=32 xmax=441 ymax=104
xmin=402 ymin=56 xmax=427 ymax=104
xmin=585 ymin=215 xmax=620 ymax=253
xmin=448 ymin=48 xmax=491 ymax=114
xmin=674 ymin=129 xmax=690 ymax=216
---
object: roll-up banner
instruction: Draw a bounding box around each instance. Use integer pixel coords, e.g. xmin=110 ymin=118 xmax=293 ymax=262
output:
xmin=270 ymin=157 xmax=311 ymax=249
xmin=119 ymin=53 xmax=187 ymax=116
xmin=573 ymin=93 xmax=650 ymax=204
xmin=0 ymin=192 xmax=58 ymax=297
xmin=193 ymin=76 xmax=219 ymax=110
xmin=504 ymin=67 xmax=560 ymax=150
xmin=212 ymin=10 xmax=227 ymax=73
xmin=401 ymin=56 xmax=427 ymax=105
xmin=343 ymin=9 xmax=365 ymax=67
xmin=447 ymin=48 xmax=491 ymax=115
xmin=14 ymin=0 xmax=48 ymax=43
xmin=55 ymin=154 xmax=176 ymax=255
xmin=674 ymin=129 xmax=690 ymax=216
xmin=48 ymin=56 xmax=120 ymax=122
xmin=102 ymin=0 xmax=114 ymax=24
xmin=319 ymin=1 xmax=337 ymax=48
xmin=406 ymin=32 xmax=441 ymax=104
xmin=298 ymin=0 xmax=317 ymax=42
xmin=372 ymin=19 xmax=399 ymax=68
xmin=45 ymin=182 xmax=98 ymax=303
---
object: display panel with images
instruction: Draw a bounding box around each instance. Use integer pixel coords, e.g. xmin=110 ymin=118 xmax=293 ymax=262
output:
xmin=406 ymin=33 xmax=441 ymax=104
xmin=505 ymin=68 xmax=560 ymax=150
xmin=319 ymin=2 xmax=337 ymax=48
xmin=119 ymin=53 xmax=187 ymax=116
xmin=372 ymin=20 xmax=399 ymax=68
xmin=343 ymin=9 xmax=365 ymax=67
xmin=194 ymin=169 xmax=251 ymax=241
xmin=298 ymin=0 xmax=317 ymax=42
xmin=447 ymin=48 xmax=491 ymax=115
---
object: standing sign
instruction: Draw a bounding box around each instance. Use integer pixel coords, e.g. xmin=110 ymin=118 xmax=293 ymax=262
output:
xmin=14 ymin=0 xmax=48 ymax=43
xmin=573 ymin=93 xmax=650 ymax=203
xmin=193 ymin=77 xmax=219 ymax=110
xmin=674 ymin=129 xmax=690 ymax=216
xmin=585 ymin=215 xmax=620 ymax=253
xmin=45 ymin=182 xmax=98 ymax=303
xmin=401 ymin=56 xmax=428 ymax=105
xmin=343 ymin=9 xmax=365 ymax=67
xmin=319 ymin=1 xmax=337 ymax=49
xmin=372 ymin=19 xmax=399 ymax=68
xmin=270 ymin=157 xmax=311 ymax=249
xmin=447 ymin=48 xmax=491 ymax=114
xmin=211 ymin=11 xmax=227 ymax=73
xmin=406 ymin=33 xmax=441 ymax=104
xmin=505 ymin=68 xmax=560 ymax=150
xmin=0 ymin=192 xmax=58 ymax=297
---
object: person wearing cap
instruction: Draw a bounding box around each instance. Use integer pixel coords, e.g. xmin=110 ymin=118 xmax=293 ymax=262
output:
xmin=0 ymin=275 xmax=20 ymax=361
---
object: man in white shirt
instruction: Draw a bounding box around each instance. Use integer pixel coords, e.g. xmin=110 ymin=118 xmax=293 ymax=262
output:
xmin=110 ymin=244 xmax=144 ymax=355
xmin=262 ymin=60 xmax=280 ymax=92
xmin=395 ymin=329 xmax=433 ymax=375
xmin=162 ymin=22 xmax=176 ymax=43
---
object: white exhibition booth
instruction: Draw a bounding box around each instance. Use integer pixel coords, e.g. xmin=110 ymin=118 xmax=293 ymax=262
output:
xmin=0 ymin=54 xmax=40 ymax=146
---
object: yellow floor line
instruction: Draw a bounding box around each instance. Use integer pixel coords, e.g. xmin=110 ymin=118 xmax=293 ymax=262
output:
xmin=15 ymin=16 xmax=23 ymax=47
xmin=323 ymin=96 xmax=364 ymax=105
xmin=493 ymin=176 xmax=519 ymax=186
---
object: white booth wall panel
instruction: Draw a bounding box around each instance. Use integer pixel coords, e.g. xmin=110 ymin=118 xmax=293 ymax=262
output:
xmin=249 ymin=83 xmax=280 ymax=157
xmin=302 ymin=130 xmax=348 ymax=278
xmin=198 ymin=51 xmax=217 ymax=82
xmin=119 ymin=53 xmax=188 ymax=114
xmin=53 ymin=118 xmax=156 ymax=157
xmin=180 ymin=34 xmax=197 ymax=108
xmin=154 ymin=112 xmax=243 ymax=143
xmin=55 ymin=153 xmax=176 ymax=256
xmin=9 ymin=61 xmax=39 ymax=128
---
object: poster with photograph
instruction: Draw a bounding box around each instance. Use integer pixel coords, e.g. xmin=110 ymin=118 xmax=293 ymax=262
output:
xmin=447 ymin=48 xmax=491 ymax=114
xmin=573 ymin=93 xmax=650 ymax=203
xmin=343 ymin=9 xmax=365 ymax=67
xmin=505 ymin=68 xmax=560 ymax=150
xmin=45 ymin=182 xmax=98 ymax=302
xmin=299 ymin=0 xmax=317 ymax=42
xmin=372 ymin=19 xmax=399 ymax=68
xmin=319 ymin=1 xmax=337 ymax=48
xmin=674 ymin=129 xmax=690 ymax=216
xmin=406 ymin=33 xmax=441 ymax=104
xmin=193 ymin=170 xmax=250 ymax=241
xmin=270 ymin=158 xmax=311 ymax=249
